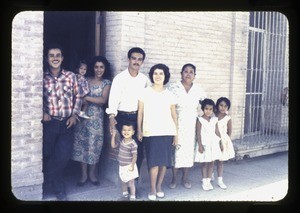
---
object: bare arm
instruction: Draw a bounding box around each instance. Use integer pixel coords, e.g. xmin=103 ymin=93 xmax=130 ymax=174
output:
xmin=128 ymin=152 xmax=138 ymax=172
xmin=137 ymin=100 xmax=144 ymax=142
xmin=131 ymin=153 xmax=137 ymax=167
xmin=215 ymin=123 xmax=221 ymax=138
xmin=110 ymin=129 xmax=118 ymax=149
xmin=196 ymin=119 xmax=204 ymax=153
xmin=215 ymin=123 xmax=223 ymax=151
xmin=171 ymin=104 xmax=178 ymax=146
xmin=109 ymin=114 xmax=117 ymax=134
xmin=84 ymin=84 xmax=111 ymax=105
xmin=227 ymin=118 xmax=232 ymax=137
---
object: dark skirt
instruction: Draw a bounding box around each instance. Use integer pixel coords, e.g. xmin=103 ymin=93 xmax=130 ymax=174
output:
xmin=143 ymin=136 xmax=173 ymax=169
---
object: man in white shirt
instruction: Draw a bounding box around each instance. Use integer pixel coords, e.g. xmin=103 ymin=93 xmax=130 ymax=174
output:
xmin=106 ymin=47 xmax=150 ymax=199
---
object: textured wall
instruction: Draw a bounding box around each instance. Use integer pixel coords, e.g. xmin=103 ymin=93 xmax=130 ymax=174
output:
xmin=105 ymin=11 xmax=250 ymax=140
xmin=11 ymin=11 xmax=44 ymax=200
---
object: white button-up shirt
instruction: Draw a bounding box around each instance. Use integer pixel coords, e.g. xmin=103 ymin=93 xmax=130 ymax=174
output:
xmin=106 ymin=68 xmax=151 ymax=116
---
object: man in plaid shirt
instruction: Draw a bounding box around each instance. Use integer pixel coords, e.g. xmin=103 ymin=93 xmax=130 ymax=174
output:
xmin=42 ymin=43 xmax=82 ymax=201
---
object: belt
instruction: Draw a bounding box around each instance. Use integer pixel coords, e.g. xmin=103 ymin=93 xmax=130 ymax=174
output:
xmin=51 ymin=116 xmax=68 ymax=121
xmin=118 ymin=110 xmax=137 ymax=115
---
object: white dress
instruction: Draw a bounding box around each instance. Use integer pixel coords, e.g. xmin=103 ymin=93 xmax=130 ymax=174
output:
xmin=168 ymin=82 xmax=206 ymax=168
xmin=217 ymin=115 xmax=235 ymax=161
xmin=194 ymin=116 xmax=222 ymax=163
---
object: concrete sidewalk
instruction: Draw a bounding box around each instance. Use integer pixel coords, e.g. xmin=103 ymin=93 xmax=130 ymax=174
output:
xmin=44 ymin=151 xmax=288 ymax=202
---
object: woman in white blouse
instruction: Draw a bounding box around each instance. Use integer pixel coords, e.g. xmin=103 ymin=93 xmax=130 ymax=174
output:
xmin=137 ymin=63 xmax=178 ymax=201
xmin=168 ymin=63 xmax=206 ymax=189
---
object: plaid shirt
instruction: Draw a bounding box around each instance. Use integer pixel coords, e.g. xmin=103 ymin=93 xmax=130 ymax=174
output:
xmin=43 ymin=69 xmax=82 ymax=118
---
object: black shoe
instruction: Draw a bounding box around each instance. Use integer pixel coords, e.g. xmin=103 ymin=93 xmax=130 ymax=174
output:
xmin=42 ymin=191 xmax=50 ymax=200
xmin=91 ymin=180 xmax=100 ymax=186
xmin=77 ymin=179 xmax=88 ymax=187
xmin=42 ymin=182 xmax=53 ymax=200
xmin=55 ymin=191 xmax=67 ymax=201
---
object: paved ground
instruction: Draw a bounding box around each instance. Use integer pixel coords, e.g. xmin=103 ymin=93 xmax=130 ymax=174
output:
xmin=42 ymin=151 xmax=289 ymax=202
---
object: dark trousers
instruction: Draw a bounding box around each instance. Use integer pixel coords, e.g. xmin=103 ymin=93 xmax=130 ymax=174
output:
xmin=42 ymin=119 xmax=74 ymax=194
xmin=115 ymin=113 xmax=144 ymax=181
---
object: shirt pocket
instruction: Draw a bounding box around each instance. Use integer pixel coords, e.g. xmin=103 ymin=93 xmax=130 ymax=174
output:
xmin=44 ymin=84 xmax=55 ymax=97
xmin=63 ymin=85 xmax=72 ymax=99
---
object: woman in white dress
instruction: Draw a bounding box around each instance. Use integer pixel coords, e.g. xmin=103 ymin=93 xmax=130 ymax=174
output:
xmin=168 ymin=64 xmax=206 ymax=189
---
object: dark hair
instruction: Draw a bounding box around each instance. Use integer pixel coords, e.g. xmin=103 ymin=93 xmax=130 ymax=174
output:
xmin=74 ymin=59 xmax=88 ymax=74
xmin=45 ymin=42 xmax=64 ymax=56
xmin=148 ymin=63 xmax=170 ymax=85
xmin=87 ymin=56 xmax=111 ymax=80
xmin=181 ymin=63 xmax=196 ymax=75
xmin=121 ymin=122 xmax=136 ymax=130
xmin=200 ymin=98 xmax=216 ymax=111
xmin=127 ymin=47 xmax=146 ymax=61
xmin=121 ymin=121 xmax=136 ymax=132
xmin=216 ymin=97 xmax=231 ymax=110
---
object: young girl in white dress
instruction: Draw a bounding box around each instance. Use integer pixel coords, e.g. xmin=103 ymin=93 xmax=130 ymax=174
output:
xmin=214 ymin=97 xmax=235 ymax=189
xmin=195 ymin=98 xmax=222 ymax=191
xmin=75 ymin=60 xmax=90 ymax=119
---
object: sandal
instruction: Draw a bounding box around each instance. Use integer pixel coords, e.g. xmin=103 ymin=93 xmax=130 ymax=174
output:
xmin=77 ymin=179 xmax=88 ymax=187
xmin=182 ymin=181 xmax=192 ymax=189
xmin=168 ymin=183 xmax=177 ymax=189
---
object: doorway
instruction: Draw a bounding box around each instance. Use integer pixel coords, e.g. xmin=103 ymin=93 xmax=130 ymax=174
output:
xmin=43 ymin=11 xmax=100 ymax=188
xmin=44 ymin=11 xmax=97 ymax=72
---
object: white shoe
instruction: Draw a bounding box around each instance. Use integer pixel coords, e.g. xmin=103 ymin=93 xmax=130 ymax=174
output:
xmin=202 ymin=182 xmax=210 ymax=191
xmin=202 ymin=179 xmax=211 ymax=191
xmin=207 ymin=181 xmax=214 ymax=190
xmin=156 ymin=191 xmax=165 ymax=198
xmin=122 ymin=192 xmax=129 ymax=198
xmin=129 ymin=195 xmax=136 ymax=201
xmin=218 ymin=180 xmax=227 ymax=189
xmin=148 ymin=193 xmax=156 ymax=201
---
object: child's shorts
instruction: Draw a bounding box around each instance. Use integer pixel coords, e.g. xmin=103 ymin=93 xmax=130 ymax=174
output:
xmin=119 ymin=164 xmax=139 ymax=183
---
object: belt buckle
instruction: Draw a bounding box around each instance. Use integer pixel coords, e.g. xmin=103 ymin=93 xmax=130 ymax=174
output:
xmin=52 ymin=116 xmax=64 ymax=121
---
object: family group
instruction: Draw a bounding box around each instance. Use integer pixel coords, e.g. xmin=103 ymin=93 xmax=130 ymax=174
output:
xmin=42 ymin=44 xmax=235 ymax=201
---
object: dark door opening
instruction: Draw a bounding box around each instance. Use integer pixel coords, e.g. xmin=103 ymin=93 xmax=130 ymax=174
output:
xmin=44 ymin=11 xmax=96 ymax=72
xmin=43 ymin=11 xmax=97 ymax=181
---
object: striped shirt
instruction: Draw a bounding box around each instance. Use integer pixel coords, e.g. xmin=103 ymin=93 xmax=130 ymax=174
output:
xmin=117 ymin=139 xmax=138 ymax=166
xmin=43 ymin=69 xmax=82 ymax=117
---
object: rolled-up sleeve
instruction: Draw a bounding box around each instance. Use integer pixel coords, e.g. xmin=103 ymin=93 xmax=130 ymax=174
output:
xmin=105 ymin=75 xmax=122 ymax=116
xmin=72 ymin=74 xmax=82 ymax=115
